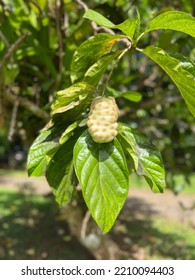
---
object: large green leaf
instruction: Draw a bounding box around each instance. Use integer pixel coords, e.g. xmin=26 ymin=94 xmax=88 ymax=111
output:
xmin=73 ymin=130 xmax=129 ymax=233
xmin=142 ymin=46 xmax=195 ymax=118
xmin=83 ymin=50 xmax=122 ymax=86
xmin=51 ymin=82 xmax=95 ymax=122
xmin=27 ymin=126 xmax=62 ymax=176
xmin=118 ymin=123 xmax=165 ymax=193
xmin=71 ymin=33 xmax=123 ymax=83
xmin=51 ymin=82 xmax=94 ymax=114
xmin=84 ymin=9 xmax=140 ymax=40
xmin=46 ymin=138 xmax=78 ymax=206
xmin=144 ymin=11 xmax=195 ymax=37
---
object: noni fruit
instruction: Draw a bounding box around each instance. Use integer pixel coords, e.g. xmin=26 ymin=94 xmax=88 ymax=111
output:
xmin=87 ymin=96 xmax=119 ymax=143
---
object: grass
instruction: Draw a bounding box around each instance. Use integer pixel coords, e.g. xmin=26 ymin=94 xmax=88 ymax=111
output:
xmin=0 ymin=188 xmax=94 ymax=260
xmin=1 ymin=168 xmax=195 ymax=193
xmin=0 ymin=169 xmax=27 ymax=177
xmin=0 ymin=168 xmax=195 ymax=259
xmin=0 ymin=187 xmax=195 ymax=260
xmin=113 ymin=206 xmax=195 ymax=260
xmin=129 ymin=172 xmax=195 ymax=194
xmin=149 ymin=219 xmax=195 ymax=259
xmin=126 ymin=218 xmax=195 ymax=260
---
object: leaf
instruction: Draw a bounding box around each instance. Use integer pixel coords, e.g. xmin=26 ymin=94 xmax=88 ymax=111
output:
xmin=122 ymin=91 xmax=142 ymax=102
xmin=73 ymin=130 xmax=129 ymax=233
xmin=106 ymin=87 xmax=142 ymax=102
xmin=116 ymin=10 xmax=140 ymax=40
xmin=71 ymin=33 xmax=123 ymax=83
xmin=36 ymin=0 xmax=47 ymax=10
xmin=83 ymin=50 xmax=122 ymax=86
xmin=142 ymin=46 xmax=195 ymax=118
xmin=84 ymin=9 xmax=140 ymax=41
xmin=84 ymin=9 xmax=115 ymax=28
xmin=144 ymin=11 xmax=195 ymax=37
xmin=133 ymin=10 xmax=141 ymax=41
xmin=118 ymin=123 xmax=165 ymax=193
xmin=46 ymin=138 xmax=78 ymax=206
xmin=51 ymin=82 xmax=94 ymax=113
xmin=59 ymin=120 xmax=82 ymax=145
xmin=116 ymin=18 xmax=137 ymax=39
xmin=51 ymin=82 xmax=95 ymax=121
xmin=169 ymin=53 xmax=195 ymax=77
xmin=53 ymin=161 xmax=77 ymax=206
xmin=27 ymin=126 xmax=62 ymax=176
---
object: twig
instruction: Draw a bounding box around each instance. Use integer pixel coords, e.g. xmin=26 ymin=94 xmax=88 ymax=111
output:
xmin=51 ymin=0 xmax=64 ymax=95
xmin=0 ymin=0 xmax=9 ymax=11
xmin=0 ymin=80 xmax=4 ymax=127
xmin=0 ymin=30 xmax=9 ymax=49
xmin=0 ymin=32 xmax=30 ymax=72
xmin=8 ymin=100 xmax=19 ymax=141
xmin=129 ymin=0 xmax=139 ymax=9
xmin=63 ymin=11 xmax=69 ymax=36
xmin=75 ymin=0 xmax=88 ymax=10
xmin=5 ymin=90 xmax=50 ymax=121
xmin=0 ymin=30 xmax=14 ymax=64
xmin=75 ymin=0 xmax=115 ymax=35
xmin=28 ymin=0 xmax=42 ymax=14
xmin=102 ymin=43 xmax=132 ymax=94
xmin=80 ymin=211 xmax=91 ymax=239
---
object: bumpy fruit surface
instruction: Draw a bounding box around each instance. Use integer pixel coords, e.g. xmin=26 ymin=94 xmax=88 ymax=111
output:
xmin=87 ymin=96 xmax=119 ymax=143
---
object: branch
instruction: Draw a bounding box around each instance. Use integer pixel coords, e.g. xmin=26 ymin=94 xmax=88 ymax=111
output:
xmin=0 ymin=30 xmax=9 ymax=49
xmin=28 ymin=0 xmax=42 ymax=14
xmin=8 ymin=100 xmax=19 ymax=141
xmin=0 ymin=32 xmax=30 ymax=72
xmin=0 ymin=0 xmax=10 ymax=11
xmin=0 ymin=30 xmax=14 ymax=64
xmin=5 ymin=90 xmax=50 ymax=121
xmin=51 ymin=0 xmax=64 ymax=95
xmin=80 ymin=211 xmax=91 ymax=239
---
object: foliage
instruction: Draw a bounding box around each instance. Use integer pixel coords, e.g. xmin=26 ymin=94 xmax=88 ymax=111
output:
xmin=1 ymin=0 xmax=195 ymax=233
xmin=27 ymin=7 xmax=194 ymax=232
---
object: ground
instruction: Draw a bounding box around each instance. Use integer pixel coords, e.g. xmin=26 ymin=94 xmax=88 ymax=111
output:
xmin=0 ymin=171 xmax=195 ymax=260
xmin=1 ymin=172 xmax=195 ymax=225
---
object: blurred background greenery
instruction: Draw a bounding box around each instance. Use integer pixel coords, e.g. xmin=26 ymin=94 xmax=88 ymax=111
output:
xmin=0 ymin=0 xmax=195 ymax=260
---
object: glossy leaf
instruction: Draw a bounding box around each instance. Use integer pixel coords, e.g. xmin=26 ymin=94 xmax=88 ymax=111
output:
xmin=107 ymin=87 xmax=142 ymax=102
xmin=117 ymin=18 xmax=138 ymax=39
xmin=71 ymin=33 xmax=123 ymax=83
xmin=84 ymin=9 xmax=140 ymax=40
xmin=73 ymin=130 xmax=129 ymax=233
xmin=117 ymin=10 xmax=140 ymax=40
xmin=51 ymin=82 xmax=94 ymax=114
xmin=51 ymin=82 xmax=95 ymax=122
xmin=142 ymin=46 xmax=195 ymax=118
xmin=46 ymin=138 xmax=78 ymax=206
xmin=118 ymin=123 xmax=165 ymax=193
xmin=144 ymin=11 xmax=195 ymax=37
xmin=27 ymin=126 xmax=62 ymax=176
xmin=84 ymin=9 xmax=115 ymax=28
xmin=59 ymin=120 xmax=82 ymax=145
xmin=83 ymin=50 xmax=122 ymax=86
xmin=122 ymin=91 xmax=142 ymax=102
xmin=170 ymin=53 xmax=195 ymax=77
